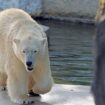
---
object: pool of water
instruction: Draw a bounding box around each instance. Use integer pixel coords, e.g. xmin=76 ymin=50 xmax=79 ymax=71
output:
xmin=37 ymin=19 xmax=95 ymax=85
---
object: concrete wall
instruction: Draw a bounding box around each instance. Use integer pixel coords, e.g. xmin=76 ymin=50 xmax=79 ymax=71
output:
xmin=0 ymin=0 xmax=99 ymax=19
xmin=42 ymin=0 xmax=99 ymax=18
xmin=0 ymin=0 xmax=42 ymax=16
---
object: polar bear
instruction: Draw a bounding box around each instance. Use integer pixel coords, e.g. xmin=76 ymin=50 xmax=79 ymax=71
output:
xmin=0 ymin=8 xmax=53 ymax=104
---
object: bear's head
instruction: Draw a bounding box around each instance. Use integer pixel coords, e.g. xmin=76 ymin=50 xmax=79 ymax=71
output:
xmin=13 ymin=36 xmax=46 ymax=72
xmin=12 ymin=25 xmax=49 ymax=72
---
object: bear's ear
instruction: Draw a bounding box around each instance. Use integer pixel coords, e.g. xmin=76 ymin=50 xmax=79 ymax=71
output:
xmin=40 ymin=24 xmax=50 ymax=32
xmin=13 ymin=38 xmax=20 ymax=44
xmin=41 ymin=38 xmax=47 ymax=45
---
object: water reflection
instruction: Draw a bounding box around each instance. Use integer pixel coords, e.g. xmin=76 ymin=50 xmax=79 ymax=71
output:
xmin=38 ymin=19 xmax=95 ymax=85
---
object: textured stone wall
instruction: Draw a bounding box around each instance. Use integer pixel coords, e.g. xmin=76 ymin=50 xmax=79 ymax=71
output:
xmin=0 ymin=0 xmax=99 ymax=19
xmin=0 ymin=0 xmax=42 ymax=16
xmin=43 ymin=0 xmax=99 ymax=18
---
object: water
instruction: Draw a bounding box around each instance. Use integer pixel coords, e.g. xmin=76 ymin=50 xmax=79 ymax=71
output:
xmin=37 ymin=19 xmax=95 ymax=85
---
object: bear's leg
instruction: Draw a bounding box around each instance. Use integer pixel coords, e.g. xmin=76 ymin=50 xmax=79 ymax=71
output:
xmin=32 ymin=75 xmax=53 ymax=94
xmin=7 ymin=72 xmax=34 ymax=104
xmin=0 ymin=72 xmax=7 ymax=91
xmin=28 ymin=76 xmax=40 ymax=97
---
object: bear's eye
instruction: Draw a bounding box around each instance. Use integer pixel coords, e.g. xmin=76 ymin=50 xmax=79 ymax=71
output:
xmin=23 ymin=51 xmax=26 ymax=53
xmin=34 ymin=50 xmax=37 ymax=53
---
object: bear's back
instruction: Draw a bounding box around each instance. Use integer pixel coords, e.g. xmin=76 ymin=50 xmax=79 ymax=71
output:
xmin=0 ymin=8 xmax=32 ymax=35
xmin=0 ymin=8 xmax=31 ymax=23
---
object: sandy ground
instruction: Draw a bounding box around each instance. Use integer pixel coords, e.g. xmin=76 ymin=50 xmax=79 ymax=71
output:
xmin=0 ymin=84 xmax=95 ymax=105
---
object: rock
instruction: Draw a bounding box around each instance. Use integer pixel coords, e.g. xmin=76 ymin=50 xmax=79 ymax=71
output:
xmin=43 ymin=0 xmax=98 ymax=18
xmin=19 ymin=0 xmax=42 ymax=16
xmin=0 ymin=0 xmax=42 ymax=16
xmin=0 ymin=84 xmax=95 ymax=105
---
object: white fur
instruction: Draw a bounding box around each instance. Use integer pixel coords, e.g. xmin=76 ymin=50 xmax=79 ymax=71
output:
xmin=0 ymin=8 xmax=53 ymax=104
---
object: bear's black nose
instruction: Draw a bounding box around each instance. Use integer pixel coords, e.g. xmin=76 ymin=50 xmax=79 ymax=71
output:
xmin=26 ymin=61 xmax=32 ymax=67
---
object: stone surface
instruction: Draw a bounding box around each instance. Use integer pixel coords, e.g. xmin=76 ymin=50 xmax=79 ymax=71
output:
xmin=0 ymin=0 xmax=99 ymax=19
xmin=0 ymin=84 xmax=95 ymax=105
xmin=43 ymin=0 xmax=99 ymax=18
xmin=0 ymin=0 xmax=42 ymax=16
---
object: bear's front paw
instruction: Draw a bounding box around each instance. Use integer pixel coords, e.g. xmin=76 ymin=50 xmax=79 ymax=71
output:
xmin=28 ymin=90 xmax=40 ymax=97
xmin=11 ymin=98 xmax=34 ymax=104
xmin=0 ymin=86 xmax=6 ymax=91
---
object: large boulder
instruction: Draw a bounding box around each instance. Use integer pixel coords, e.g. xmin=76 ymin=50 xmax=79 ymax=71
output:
xmin=0 ymin=0 xmax=42 ymax=16
xmin=43 ymin=0 xmax=98 ymax=18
